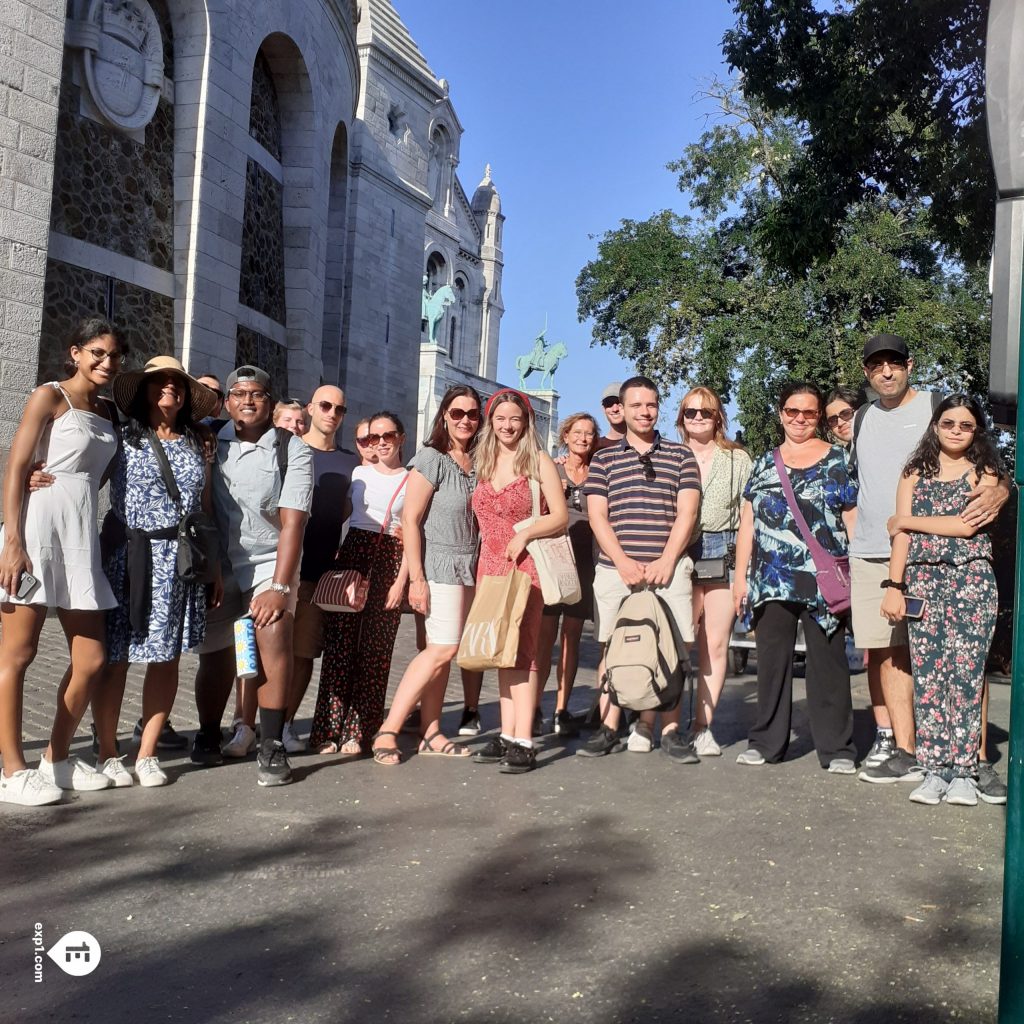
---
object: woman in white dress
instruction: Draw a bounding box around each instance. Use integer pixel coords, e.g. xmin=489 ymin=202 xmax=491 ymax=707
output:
xmin=0 ymin=318 xmax=124 ymax=806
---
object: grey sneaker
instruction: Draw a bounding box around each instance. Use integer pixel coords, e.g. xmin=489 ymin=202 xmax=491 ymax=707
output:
xmin=858 ymin=748 xmax=924 ymax=784
xmin=256 ymin=739 xmax=292 ymax=787
xmin=864 ymin=730 xmax=896 ymax=767
xmin=977 ymin=762 xmax=1007 ymax=805
xmin=909 ymin=772 xmax=949 ymax=805
xmin=577 ymin=725 xmax=620 ymax=758
xmin=736 ymin=747 xmax=766 ymax=766
xmin=827 ymin=758 xmax=857 ymax=775
xmin=660 ymin=729 xmax=699 ymax=764
xmin=945 ymin=776 xmax=978 ymax=807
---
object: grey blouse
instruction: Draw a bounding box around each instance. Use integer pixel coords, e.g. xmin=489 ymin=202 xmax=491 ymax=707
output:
xmin=410 ymin=445 xmax=479 ymax=585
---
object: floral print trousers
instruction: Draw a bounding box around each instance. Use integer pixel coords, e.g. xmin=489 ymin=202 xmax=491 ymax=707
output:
xmin=906 ymin=559 xmax=996 ymax=779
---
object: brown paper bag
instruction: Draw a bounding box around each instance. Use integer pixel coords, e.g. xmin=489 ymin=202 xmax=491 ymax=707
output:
xmin=456 ymin=570 xmax=532 ymax=670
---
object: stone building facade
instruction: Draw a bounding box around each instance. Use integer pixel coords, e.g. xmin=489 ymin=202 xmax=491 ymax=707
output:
xmin=0 ymin=0 xmax=549 ymax=461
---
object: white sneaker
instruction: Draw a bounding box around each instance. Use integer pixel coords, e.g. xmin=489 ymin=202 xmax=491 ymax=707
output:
xmin=945 ymin=776 xmax=978 ymax=807
xmin=626 ymin=723 xmax=654 ymax=753
xmin=99 ymin=756 xmax=133 ymax=788
xmin=736 ymin=747 xmax=766 ymax=766
xmin=0 ymin=767 xmax=62 ymax=806
xmin=134 ymin=756 xmax=168 ymax=788
xmin=39 ymin=754 xmax=111 ymax=791
xmin=281 ymin=720 xmax=306 ymax=754
xmin=222 ymin=722 xmax=257 ymax=757
xmin=693 ymin=728 xmax=722 ymax=757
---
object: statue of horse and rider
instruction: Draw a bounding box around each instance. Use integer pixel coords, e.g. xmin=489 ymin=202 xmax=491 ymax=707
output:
xmin=515 ymin=328 xmax=567 ymax=390
xmin=422 ymin=276 xmax=456 ymax=345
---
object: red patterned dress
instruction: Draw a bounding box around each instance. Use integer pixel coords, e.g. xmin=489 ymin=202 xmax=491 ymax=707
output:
xmin=472 ymin=476 xmax=545 ymax=671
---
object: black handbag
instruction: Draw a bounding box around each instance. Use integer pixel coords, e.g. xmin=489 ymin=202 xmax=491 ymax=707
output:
xmin=149 ymin=430 xmax=220 ymax=585
xmin=692 ymin=451 xmax=737 ymax=586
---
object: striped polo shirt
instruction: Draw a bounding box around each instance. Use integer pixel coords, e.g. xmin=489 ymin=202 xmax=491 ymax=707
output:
xmin=584 ymin=432 xmax=701 ymax=567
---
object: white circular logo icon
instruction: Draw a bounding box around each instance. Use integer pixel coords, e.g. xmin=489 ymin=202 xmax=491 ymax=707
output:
xmin=47 ymin=931 xmax=102 ymax=977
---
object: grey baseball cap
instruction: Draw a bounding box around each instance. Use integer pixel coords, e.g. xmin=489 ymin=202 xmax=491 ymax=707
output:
xmin=226 ymin=365 xmax=272 ymax=391
xmin=601 ymin=381 xmax=623 ymax=402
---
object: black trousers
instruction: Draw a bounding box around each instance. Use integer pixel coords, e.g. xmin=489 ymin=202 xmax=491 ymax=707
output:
xmin=749 ymin=601 xmax=855 ymax=766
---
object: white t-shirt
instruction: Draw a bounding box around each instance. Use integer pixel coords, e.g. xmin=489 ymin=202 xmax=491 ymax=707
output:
xmin=850 ymin=390 xmax=935 ymax=558
xmin=347 ymin=466 xmax=408 ymax=535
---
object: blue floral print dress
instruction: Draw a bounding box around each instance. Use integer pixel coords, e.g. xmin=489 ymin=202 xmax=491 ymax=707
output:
xmin=742 ymin=446 xmax=858 ymax=636
xmin=105 ymin=433 xmax=208 ymax=663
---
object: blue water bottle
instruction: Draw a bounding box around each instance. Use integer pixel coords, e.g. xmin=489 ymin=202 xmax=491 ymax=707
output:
xmin=234 ymin=616 xmax=259 ymax=679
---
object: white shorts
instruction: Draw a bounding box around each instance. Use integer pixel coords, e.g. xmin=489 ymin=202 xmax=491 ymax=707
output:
xmin=424 ymin=581 xmax=474 ymax=646
xmin=593 ymin=558 xmax=694 ymax=645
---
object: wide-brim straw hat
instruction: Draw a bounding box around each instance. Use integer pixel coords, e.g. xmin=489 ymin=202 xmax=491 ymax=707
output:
xmin=112 ymin=355 xmax=222 ymax=421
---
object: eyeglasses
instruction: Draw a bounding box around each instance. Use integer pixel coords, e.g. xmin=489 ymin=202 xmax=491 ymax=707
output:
xmin=937 ymin=419 xmax=977 ymax=433
xmin=825 ymin=408 xmax=855 ymax=428
xmin=359 ymin=430 xmax=401 ymax=447
xmin=317 ymin=400 xmax=347 ymax=415
xmin=83 ymin=347 xmax=122 ymax=364
xmin=781 ymin=407 xmax=818 ymax=422
xmin=682 ymin=408 xmax=715 ymax=421
xmin=637 ymin=452 xmax=655 ymax=480
xmin=602 ymin=397 xmax=622 ymax=409
xmin=447 ymin=407 xmax=480 ymax=422
xmin=865 ymin=356 xmax=907 ymax=374
xmin=228 ymin=388 xmax=270 ymax=402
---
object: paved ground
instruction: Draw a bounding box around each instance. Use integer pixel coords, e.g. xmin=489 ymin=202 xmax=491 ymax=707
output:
xmin=0 ymin=617 xmax=1009 ymax=1023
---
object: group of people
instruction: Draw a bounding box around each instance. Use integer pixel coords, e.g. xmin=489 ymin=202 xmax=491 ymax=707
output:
xmin=0 ymin=320 xmax=1009 ymax=806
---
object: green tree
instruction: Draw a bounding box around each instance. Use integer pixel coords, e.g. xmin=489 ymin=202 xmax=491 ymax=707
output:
xmin=723 ymin=0 xmax=992 ymax=274
xmin=576 ymin=81 xmax=990 ymax=455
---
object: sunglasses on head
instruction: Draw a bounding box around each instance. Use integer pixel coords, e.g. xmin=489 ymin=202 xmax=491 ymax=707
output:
xmin=682 ymin=407 xmax=715 ymax=421
xmin=826 ymin=408 xmax=855 ymax=428
xmin=357 ymin=430 xmax=401 ymax=447
xmin=317 ymin=400 xmax=347 ymax=415
xmin=447 ymin=407 xmax=480 ymax=422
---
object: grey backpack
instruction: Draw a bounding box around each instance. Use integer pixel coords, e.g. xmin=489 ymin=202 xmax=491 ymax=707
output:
xmin=602 ymin=589 xmax=685 ymax=712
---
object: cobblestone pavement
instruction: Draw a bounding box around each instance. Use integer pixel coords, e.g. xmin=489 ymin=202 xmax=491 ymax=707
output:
xmin=1 ymin=616 xmax=1009 ymax=1023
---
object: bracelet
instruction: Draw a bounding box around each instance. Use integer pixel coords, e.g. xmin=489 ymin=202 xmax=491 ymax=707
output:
xmin=880 ymin=579 xmax=907 ymax=592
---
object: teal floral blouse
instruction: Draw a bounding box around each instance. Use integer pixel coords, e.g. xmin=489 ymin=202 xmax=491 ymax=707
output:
xmin=742 ymin=445 xmax=858 ymax=635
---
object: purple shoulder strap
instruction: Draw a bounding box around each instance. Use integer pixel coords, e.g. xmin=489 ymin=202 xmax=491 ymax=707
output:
xmin=771 ymin=448 xmax=832 ymax=566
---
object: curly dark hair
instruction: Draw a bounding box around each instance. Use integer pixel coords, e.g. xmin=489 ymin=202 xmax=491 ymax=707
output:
xmin=122 ymin=373 xmax=203 ymax=452
xmin=902 ymin=393 xmax=1004 ymax=480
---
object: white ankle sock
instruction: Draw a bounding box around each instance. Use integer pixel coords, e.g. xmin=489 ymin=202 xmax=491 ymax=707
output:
xmin=515 ymin=738 xmax=534 ymax=749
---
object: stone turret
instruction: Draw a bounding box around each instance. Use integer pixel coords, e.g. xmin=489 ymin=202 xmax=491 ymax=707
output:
xmin=471 ymin=165 xmax=504 ymax=380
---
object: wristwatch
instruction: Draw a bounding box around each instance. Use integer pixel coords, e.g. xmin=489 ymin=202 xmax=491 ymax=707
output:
xmin=268 ymin=582 xmax=291 ymax=596
xmin=880 ymin=579 xmax=907 ymax=592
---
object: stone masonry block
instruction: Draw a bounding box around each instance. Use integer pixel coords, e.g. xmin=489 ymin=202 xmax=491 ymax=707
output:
xmin=13 ymin=179 xmax=50 ymax=220
xmin=1 ymin=356 xmax=38 ymax=390
xmin=11 ymin=30 xmax=62 ymax=79
xmin=17 ymin=122 xmax=55 ymax=162
xmin=0 ymin=56 xmax=23 ymax=91
xmin=21 ymin=65 xmax=60 ymax=105
xmin=0 ymin=204 xmax=48 ymax=248
xmin=10 ymin=242 xmax=45 ymax=277
xmin=0 ymin=114 xmax=17 ymax=149
xmin=8 ymin=89 xmax=58 ymax=134
xmin=0 ymin=267 xmax=43 ymax=304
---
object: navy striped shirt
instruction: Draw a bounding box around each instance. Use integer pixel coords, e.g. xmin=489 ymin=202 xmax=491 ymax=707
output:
xmin=584 ymin=432 xmax=701 ymax=566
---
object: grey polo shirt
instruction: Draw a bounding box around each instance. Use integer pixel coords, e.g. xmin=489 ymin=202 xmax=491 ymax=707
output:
xmin=212 ymin=421 xmax=314 ymax=590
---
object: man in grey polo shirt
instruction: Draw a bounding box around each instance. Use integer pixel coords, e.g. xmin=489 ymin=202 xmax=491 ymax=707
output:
xmin=850 ymin=335 xmax=1007 ymax=784
xmin=190 ymin=365 xmax=313 ymax=787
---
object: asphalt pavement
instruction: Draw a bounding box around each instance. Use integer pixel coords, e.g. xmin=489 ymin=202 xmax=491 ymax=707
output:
xmin=0 ymin=616 xmax=1009 ymax=1023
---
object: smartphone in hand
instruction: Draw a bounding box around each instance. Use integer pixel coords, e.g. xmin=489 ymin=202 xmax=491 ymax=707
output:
xmin=15 ymin=572 xmax=39 ymax=600
xmin=904 ymin=595 xmax=926 ymax=620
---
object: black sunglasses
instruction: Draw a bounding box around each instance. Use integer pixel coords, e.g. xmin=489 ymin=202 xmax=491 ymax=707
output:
xmin=602 ymin=396 xmax=622 ymax=409
xmin=637 ymin=452 xmax=655 ymax=480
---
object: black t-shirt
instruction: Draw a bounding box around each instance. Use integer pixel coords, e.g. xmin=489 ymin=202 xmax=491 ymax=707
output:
xmin=299 ymin=446 xmax=360 ymax=582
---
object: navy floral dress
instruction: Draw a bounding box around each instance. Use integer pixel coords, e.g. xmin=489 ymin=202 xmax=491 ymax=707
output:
xmin=742 ymin=445 xmax=857 ymax=636
xmin=105 ymin=433 xmax=207 ymax=663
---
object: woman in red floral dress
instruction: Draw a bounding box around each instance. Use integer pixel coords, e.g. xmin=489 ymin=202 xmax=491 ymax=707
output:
xmin=470 ymin=390 xmax=567 ymax=774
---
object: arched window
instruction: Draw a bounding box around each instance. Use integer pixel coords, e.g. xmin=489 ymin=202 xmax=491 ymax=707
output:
xmin=428 ymin=124 xmax=452 ymax=211
xmin=426 ymin=252 xmax=446 ymax=293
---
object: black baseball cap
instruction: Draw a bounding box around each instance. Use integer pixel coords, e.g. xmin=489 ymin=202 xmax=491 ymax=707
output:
xmin=862 ymin=334 xmax=910 ymax=363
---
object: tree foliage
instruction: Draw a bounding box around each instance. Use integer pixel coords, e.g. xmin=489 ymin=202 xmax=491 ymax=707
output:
xmin=576 ymin=81 xmax=991 ymax=455
xmin=723 ymin=0 xmax=992 ymax=274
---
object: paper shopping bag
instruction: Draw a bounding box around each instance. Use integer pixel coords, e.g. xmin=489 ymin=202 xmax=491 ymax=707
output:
xmin=456 ymin=570 xmax=532 ymax=671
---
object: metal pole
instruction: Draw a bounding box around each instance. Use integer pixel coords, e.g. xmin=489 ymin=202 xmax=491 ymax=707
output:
xmin=999 ymin=249 xmax=1024 ymax=1023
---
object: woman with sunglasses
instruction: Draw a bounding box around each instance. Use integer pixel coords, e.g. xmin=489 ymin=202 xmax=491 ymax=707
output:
xmin=354 ymin=419 xmax=378 ymax=466
xmin=534 ymin=413 xmax=599 ymax=737
xmin=881 ymin=395 xmax=1003 ymax=806
xmin=371 ymin=386 xmax=483 ymax=765
xmin=676 ymin=387 xmax=751 ymax=756
xmin=0 ymin=318 xmax=125 ymax=805
xmin=310 ymin=413 xmax=410 ymax=755
xmin=732 ymin=381 xmax=858 ymax=773
xmin=824 ymin=386 xmax=864 ymax=447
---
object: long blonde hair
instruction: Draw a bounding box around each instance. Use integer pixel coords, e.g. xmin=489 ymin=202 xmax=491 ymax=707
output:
xmin=676 ymin=386 xmax=745 ymax=451
xmin=475 ymin=392 xmax=542 ymax=483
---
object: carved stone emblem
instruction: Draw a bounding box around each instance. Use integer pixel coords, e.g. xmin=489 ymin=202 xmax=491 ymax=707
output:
xmin=66 ymin=0 xmax=164 ymax=132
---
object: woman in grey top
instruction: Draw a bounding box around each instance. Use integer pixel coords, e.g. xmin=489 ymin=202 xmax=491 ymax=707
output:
xmin=372 ymin=386 xmax=482 ymax=764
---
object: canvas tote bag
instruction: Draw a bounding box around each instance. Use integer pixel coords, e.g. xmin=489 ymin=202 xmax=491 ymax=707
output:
xmin=512 ymin=478 xmax=582 ymax=605
xmin=456 ymin=569 xmax=532 ymax=671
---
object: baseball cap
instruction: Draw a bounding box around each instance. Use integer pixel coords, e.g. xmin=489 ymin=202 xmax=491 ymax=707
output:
xmin=862 ymin=334 xmax=910 ymax=364
xmin=601 ymin=382 xmax=623 ymax=403
xmin=226 ymin=365 xmax=272 ymax=391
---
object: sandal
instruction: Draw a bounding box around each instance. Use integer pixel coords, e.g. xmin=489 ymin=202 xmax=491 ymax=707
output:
xmin=317 ymin=740 xmax=340 ymax=755
xmin=418 ymin=730 xmax=470 ymax=758
xmin=371 ymin=730 xmax=402 ymax=766
xmin=339 ymin=739 xmax=362 ymax=756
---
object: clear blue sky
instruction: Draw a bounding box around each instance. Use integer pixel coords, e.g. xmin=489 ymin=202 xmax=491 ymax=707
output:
xmin=401 ymin=0 xmax=737 ymax=436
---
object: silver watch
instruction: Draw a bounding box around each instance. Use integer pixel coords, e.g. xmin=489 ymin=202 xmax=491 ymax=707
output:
xmin=268 ymin=582 xmax=291 ymax=596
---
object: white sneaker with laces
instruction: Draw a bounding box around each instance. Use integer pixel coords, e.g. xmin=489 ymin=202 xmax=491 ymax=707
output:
xmin=626 ymin=724 xmax=653 ymax=753
xmin=99 ymin=756 xmax=133 ymax=788
xmin=134 ymin=756 xmax=168 ymax=788
xmin=39 ymin=754 xmax=111 ymax=791
xmin=945 ymin=776 xmax=978 ymax=807
xmin=693 ymin=728 xmax=722 ymax=757
xmin=222 ymin=722 xmax=257 ymax=757
xmin=0 ymin=767 xmax=62 ymax=806
xmin=281 ymin=721 xmax=306 ymax=754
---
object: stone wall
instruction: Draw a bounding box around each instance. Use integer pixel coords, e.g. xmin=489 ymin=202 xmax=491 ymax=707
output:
xmin=235 ymin=325 xmax=288 ymax=397
xmin=238 ymin=160 xmax=286 ymax=322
